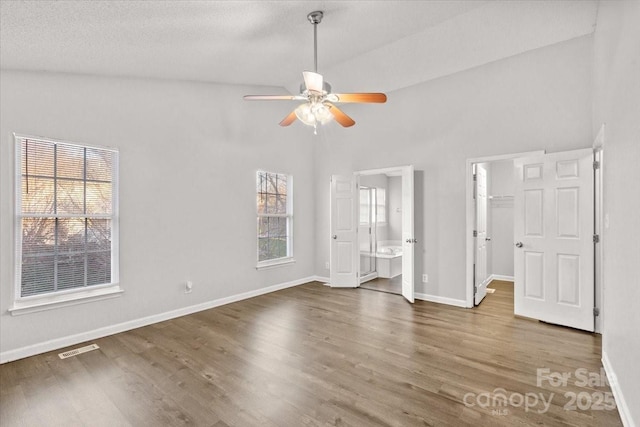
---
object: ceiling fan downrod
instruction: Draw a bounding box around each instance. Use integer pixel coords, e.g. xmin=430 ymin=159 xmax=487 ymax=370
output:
xmin=307 ymin=11 xmax=323 ymax=73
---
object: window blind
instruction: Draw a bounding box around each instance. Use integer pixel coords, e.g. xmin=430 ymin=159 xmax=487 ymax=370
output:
xmin=256 ymin=171 xmax=292 ymax=263
xmin=18 ymin=137 xmax=117 ymax=297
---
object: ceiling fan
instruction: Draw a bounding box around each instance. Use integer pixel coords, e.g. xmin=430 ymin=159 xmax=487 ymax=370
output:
xmin=243 ymin=11 xmax=387 ymax=134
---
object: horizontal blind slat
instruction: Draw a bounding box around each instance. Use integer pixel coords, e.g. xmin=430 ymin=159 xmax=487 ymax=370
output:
xmin=18 ymin=136 xmax=117 ymax=298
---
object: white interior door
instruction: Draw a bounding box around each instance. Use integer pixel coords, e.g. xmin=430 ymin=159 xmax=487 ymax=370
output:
xmin=330 ymin=175 xmax=358 ymax=287
xmin=514 ymin=149 xmax=594 ymax=331
xmin=401 ymin=165 xmax=415 ymax=303
xmin=474 ymin=165 xmax=489 ymax=305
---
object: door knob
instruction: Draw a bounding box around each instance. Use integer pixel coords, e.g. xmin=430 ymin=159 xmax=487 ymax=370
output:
xmin=332 ymin=235 xmax=337 ymax=239
xmin=485 ymin=237 xmax=491 ymax=241
xmin=515 ymin=241 xmax=523 ymax=248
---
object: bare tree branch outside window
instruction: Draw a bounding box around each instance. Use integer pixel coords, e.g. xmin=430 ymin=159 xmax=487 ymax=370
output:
xmin=19 ymin=138 xmax=116 ymax=297
xmin=256 ymin=171 xmax=291 ymax=263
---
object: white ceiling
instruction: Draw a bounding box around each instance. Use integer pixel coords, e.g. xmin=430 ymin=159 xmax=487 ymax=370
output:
xmin=0 ymin=1 xmax=598 ymax=93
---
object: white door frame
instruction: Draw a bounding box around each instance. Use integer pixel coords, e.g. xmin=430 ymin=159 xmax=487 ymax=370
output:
xmin=593 ymin=124 xmax=605 ymax=333
xmin=355 ymin=165 xmax=414 ymax=301
xmin=474 ymin=163 xmax=489 ymax=305
xmin=465 ymin=151 xmax=545 ymax=308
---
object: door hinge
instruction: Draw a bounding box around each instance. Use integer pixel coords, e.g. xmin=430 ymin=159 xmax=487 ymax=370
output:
xmin=473 ymin=174 xmax=477 ymax=181
xmin=473 ymin=230 xmax=478 ymax=237
xmin=593 ymin=234 xmax=600 ymax=243
xmin=593 ymin=161 xmax=600 ymax=170
xmin=593 ymin=307 xmax=600 ymax=316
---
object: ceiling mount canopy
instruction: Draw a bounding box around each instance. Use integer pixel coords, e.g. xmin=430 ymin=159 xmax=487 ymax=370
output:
xmin=243 ymin=10 xmax=387 ymax=134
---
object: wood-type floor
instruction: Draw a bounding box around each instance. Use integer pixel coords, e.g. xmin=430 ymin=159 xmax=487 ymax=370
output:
xmin=360 ymin=275 xmax=402 ymax=295
xmin=0 ymin=280 xmax=622 ymax=426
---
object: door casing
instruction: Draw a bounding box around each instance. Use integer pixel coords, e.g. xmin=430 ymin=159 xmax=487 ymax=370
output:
xmin=465 ymin=151 xmax=545 ymax=308
xmin=465 ymin=148 xmax=603 ymax=333
xmin=330 ymin=165 xmax=415 ymax=302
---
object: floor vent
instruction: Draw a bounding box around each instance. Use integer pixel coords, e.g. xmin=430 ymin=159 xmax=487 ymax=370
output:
xmin=58 ymin=343 xmax=100 ymax=359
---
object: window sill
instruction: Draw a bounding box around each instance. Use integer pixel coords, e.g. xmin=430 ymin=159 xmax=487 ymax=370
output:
xmin=256 ymin=257 xmax=296 ymax=270
xmin=9 ymin=284 xmax=124 ymax=316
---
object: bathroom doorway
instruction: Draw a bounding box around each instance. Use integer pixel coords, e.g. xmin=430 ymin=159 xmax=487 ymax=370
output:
xmin=329 ymin=165 xmax=415 ymax=302
xmin=358 ymin=173 xmax=404 ymax=295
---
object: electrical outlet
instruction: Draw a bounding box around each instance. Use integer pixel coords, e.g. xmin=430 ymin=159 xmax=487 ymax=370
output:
xmin=185 ymin=281 xmax=193 ymax=294
xmin=422 ymin=274 xmax=428 ymax=283
xmin=325 ymin=261 xmax=330 ymax=269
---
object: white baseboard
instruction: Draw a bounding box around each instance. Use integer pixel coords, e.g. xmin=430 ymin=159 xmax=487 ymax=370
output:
xmin=489 ymin=274 xmax=514 ymax=282
xmin=0 ymin=276 xmax=315 ymax=364
xmin=313 ymin=275 xmax=330 ymax=284
xmin=602 ymin=350 xmax=635 ymax=427
xmin=415 ymin=293 xmax=468 ymax=308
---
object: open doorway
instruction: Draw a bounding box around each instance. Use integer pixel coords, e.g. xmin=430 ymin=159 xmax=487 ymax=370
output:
xmin=466 ymin=149 xmax=602 ymax=333
xmin=329 ymin=165 xmax=415 ymax=303
xmin=357 ymin=173 xmax=403 ymax=295
xmin=466 ymin=151 xmax=544 ymax=309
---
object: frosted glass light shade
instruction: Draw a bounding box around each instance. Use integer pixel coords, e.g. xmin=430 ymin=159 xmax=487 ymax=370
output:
xmin=295 ymin=103 xmax=316 ymax=126
xmin=295 ymin=102 xmax=334 ymax=127
xmin=313 ymin=103 xmax=334 ymax=124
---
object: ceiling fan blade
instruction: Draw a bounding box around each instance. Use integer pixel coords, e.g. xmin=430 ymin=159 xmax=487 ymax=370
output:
xmin=331 ymin=93 xmax=387 ymax=103
xmin=244 ymin=95 xmax=303 ymax=101
xmin=302 ymin=71 xmax=324 ymax=94
xmin=279 ymin=110 xmax=298 ymax=127
xmin=326 ymin=103 xmax=355 ymax=127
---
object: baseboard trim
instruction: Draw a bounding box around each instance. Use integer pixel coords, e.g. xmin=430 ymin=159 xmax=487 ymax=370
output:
xmin=489 ymin=274 xmax=514 ymax=282
xmin=415 ymin=293 xmax=468 ymax=308
xmin=0 ymin=276 xmax=315 ymax=364
xmin=602 ymin=350 xmax=635 ymax=427
xmin=313 ymin=275 xmax=330 ymax=284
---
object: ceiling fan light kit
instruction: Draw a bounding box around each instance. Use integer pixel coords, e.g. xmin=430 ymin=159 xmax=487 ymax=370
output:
xmin=243 ymin=10 xmax=387 ymax=134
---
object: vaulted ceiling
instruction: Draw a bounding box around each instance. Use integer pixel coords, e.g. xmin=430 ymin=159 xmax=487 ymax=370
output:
xmin=0 ymin=1 xmax=598 ymax=93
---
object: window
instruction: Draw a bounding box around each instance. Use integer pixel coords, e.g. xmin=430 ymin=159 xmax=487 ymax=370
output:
xmin=376 ymin=188 xmax=386 ymax=223
xmin=256 ymin=171 xmax=293 ymax=267
xmin=360 ymin=187 xmax=386 ymax=225
xmin=14 ymin=135 xmax=119 ymax=311
xmin=360 ymin=186 xmax=374 ymax=224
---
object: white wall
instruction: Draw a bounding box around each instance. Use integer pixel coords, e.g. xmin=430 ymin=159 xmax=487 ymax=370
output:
xmin=314 ymin=35 xmax=594 ymax=302
xmin=489 ymin=160 xmax=514 ymax=278
xmin=593 ymin=1 xmax=640 ymax=425
xmin=0 ymin=70 xmax=316 ymax=359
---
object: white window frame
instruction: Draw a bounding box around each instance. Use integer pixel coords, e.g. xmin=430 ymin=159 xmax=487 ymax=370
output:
xmin=10 ymin=134 xmax=122 ymax=316
xmin=256 ymin=170 xmax=294 ymax=269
